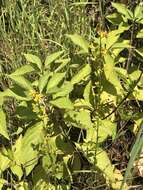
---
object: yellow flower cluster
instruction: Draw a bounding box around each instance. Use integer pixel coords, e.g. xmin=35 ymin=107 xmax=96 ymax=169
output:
xmin=98 ymin=30 xmax=108 ymax=38
xmin=29 ymin=90 xmax=43 ymax=103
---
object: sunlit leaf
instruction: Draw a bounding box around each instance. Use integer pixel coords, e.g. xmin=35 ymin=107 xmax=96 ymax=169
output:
xmin=0 ymin=147 xmax=10 ymax=172
xmin=38 ymin=71 xmax=52 ymax=93
xmin=8 ymin=75 xmax=33 ymax=91
xmin=96 ymin=148 xmax=115 ymax=183
xmin=45 ymin=51 xmax=64 ymax=67
xmin=65 ymin=109 xmax=92 ymax=129
xmin=50 ymin=97 xmax=73 ymax=109
xmin=53 ymin=82 xmax=73 ymax=99
xmin=134 ymin=4 xmax=143 ymax=20
xmin=67 ymin=34 xmax=89 ymax=53
xmin=71 ymin=64 xmax=91 ymax=85
xmin=0 ymin=109 xmax=9 ymax=140
xmin=137 ymin=29 xmax=143 ymax=38
xmin=112 ymin=3 xmax=133 ymax=19
xmin=12 ymin=122 xmax=44 ymax=176
xmin=104 ymin=53 xmax=122 ymax=92
xmin=47 ymin=73 xmax=65 ymax=91
xmin=24 ymin=54 xmax=42 ymax=71
xmin=9 ymin=64 xmax=35 ymax=76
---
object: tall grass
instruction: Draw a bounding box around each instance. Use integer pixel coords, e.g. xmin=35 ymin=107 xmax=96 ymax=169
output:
xmin=0 ymin=0 xmax=91 ymax=74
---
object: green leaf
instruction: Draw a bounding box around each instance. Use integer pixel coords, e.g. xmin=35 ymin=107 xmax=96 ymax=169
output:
xmin=65 ymin=109 xmax=92 ymax=129
xmin=0 ymin=148 xmax=10 ymax=172
xmin=136 ymin=29 xmax=143 ymax=38
xmin=83 ymin=81 xmax=93 ymax=105
xmin=134 ymin=4 xmax=143 ymax=20
xmin=112 ymin=3 xmax=133 ymax=19
xmin=12 ymin=122 xmax=44 ymax=175
xmin=70 ymin=154 xmax=81 ymax=172
xmin=50 ymin=97 xmax=73 ymax=109
xmin=0 ymin=109 xmax=9 ymax=140
xmin=67 ymin=34 xmax=89 ymax=53
xmin=135 ymin=48 xmax=143 ymax=57
xmin=11 ymin=164 xmax=23 ymax=180
xmin=45 ymin=51 xmax=64 ymax=67
xmin=86 ymin=120 xmax=116 ymax=142
xmin=56 ymin=135 xmax=74 ymax=154
xmin=98 ymin=120 xmax=117 ymax=142
xmin=71 ymin=64 xmax=91 ymax=85
xmin=75 ymin=110 xmax=92 ymax=129
xmin=0 ymin=85 xmax=31 ymax=101
xmin=24 ymin=54 xmax=42 ymax=71
xmin=55 ymin=58 xmax=70 ymax=72
xmin=104 ymin=54 xmax=122 ymax=92
xmin=106 ymin=26 xmax=130 ymax=50
xmin=106 ymin=13 xmax=123 ymax=25
xmin=9 ymin=65 xmax=35 ymax=76
xmin=53 ymin=82 xmax=73 ymax=99
xmin=74 ymin=98 xmax=93 ymax=110
xmin=0 ymin=179 xmax=7 ymax=189
xmin=47 ymin=73 xmax=65 ymax=91
xmin=16 ymin=104 xmax=37 ymax=120
xmin=8 ymin=75 xmax=33 ymax=91
xmin=38 ymin=71 xmax=52 ymax=93
xmin=96 ymin=148 xmax=115 ymax=183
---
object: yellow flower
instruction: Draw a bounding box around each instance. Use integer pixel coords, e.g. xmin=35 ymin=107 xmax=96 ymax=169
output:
xmin=29 ymin=90 xmax=37 ymax=97
xmin=98 ymin=30 xmax=108 ymax=38
xmin=34 ymin=94 xmax=43 ymax=102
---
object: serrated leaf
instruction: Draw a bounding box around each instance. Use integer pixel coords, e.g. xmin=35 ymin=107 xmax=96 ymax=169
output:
xmin=47 ymin=73 xmax=65 ymax=91
xmin=112 ymin=3 xmax=133 ymax=19
xmin=67 ymin=34 xmax=89 ymax=53
xmin=45 ymin=51 xmax=64 ymax=67
xmin=0 ymin=109 xmax=9 ymax=140
xmin=50 ymin=97 xmax=73 ymax=109
xmin=71 ymin=64 xmax=91 ymax=85
xmin=24 ymin=54 xmax=42 ymax=71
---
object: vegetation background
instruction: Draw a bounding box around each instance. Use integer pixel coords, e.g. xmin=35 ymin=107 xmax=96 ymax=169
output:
xmin=0 ymin=0 xmax=143 ymax=190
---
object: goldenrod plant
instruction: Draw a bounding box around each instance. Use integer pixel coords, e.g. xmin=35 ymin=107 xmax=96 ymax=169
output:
xmin=1 ymin=1 xmax=143 ymax=190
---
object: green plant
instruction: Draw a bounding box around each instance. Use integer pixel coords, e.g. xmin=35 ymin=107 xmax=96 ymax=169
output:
xmin=1 ymin=2 xmax=143 ymax=190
